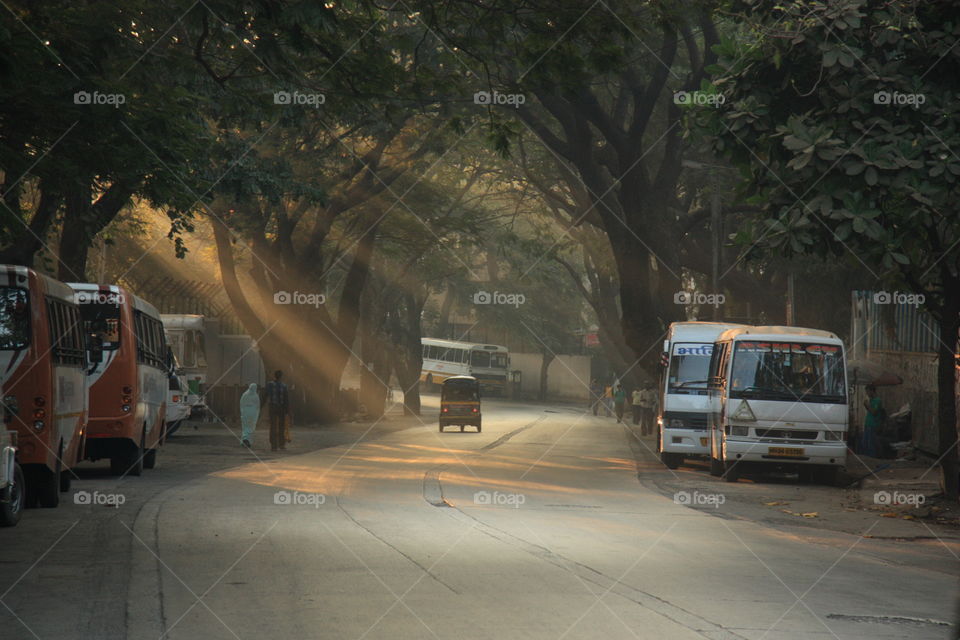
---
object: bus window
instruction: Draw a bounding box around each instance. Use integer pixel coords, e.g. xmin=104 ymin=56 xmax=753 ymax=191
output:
xmin=490 ymin=353 xmax=508 ymax=368
xmin=77 ymin=301 xmax=122 ymax=351
xmin=0 ymin=287 xmax=29 ymax=349
xmin=195 ymin=330 xmax=206 ymax=367
xmin=183 ymin=330 xmax=196 ymax=368
xmin=471 ymin=350 xmax=491 ymax=368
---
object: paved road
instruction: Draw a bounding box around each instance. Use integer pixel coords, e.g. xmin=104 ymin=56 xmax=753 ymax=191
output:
xmin=1 ymin=398 xmax=956 ymax=639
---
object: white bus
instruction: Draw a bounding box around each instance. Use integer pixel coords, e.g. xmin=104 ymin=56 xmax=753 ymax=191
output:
xmin=160 ymin=314 xmax=208 ymax=408
xmin=420 ymin=338 xmax=509 ymax=395
xmin=658 ymin=322 xmax=747 ymax=469
xmin=707 ymin=326 xmax=848 ymax=484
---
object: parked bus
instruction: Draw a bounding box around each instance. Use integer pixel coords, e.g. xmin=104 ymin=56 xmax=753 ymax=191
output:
xmin=420 ymin=338 xmax=510 ymax=395
xmin=70 ymin=284 xmax=167 ymax=476
xmin=164 ymin=347 xmax=190 ymax=437
xmin=707 ymin=326 xmax=848 ymax=484
xmin=657 ymin=321 xmax=747 ymax=469
xmin=1 ymin=266 xmax=86 ymax=508
xmin=160 ymin=314 xmax=207 ymax=410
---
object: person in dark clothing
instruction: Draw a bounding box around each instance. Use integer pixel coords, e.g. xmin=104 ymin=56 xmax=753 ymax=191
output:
xmin=265 ymin=370 xmax=290 ymax=451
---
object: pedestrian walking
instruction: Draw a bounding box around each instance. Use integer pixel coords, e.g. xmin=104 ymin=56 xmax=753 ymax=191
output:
xmin=631 ymin=388 xmax=643 ymax=425
xmin=590 ymin=379 xmax=603 ymax=416
xmin=613 ymin=385 xmax=627 ymax=423
xmin=265 ymin=370 xmax=290 ymax=452
xmin=239 ymin=383 xmax=260 ymax=448
xmin=639 ymin=383 xmax=658 ymax=436
xmin=603 ymin=384 xmax=613 ymax=416
xmin=861 ymin=384 xmax=884 ymax=457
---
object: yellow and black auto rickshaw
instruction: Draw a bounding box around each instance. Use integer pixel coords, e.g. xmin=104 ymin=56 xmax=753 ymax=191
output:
xmin=439 ymin=376 xmax=481 ymax=433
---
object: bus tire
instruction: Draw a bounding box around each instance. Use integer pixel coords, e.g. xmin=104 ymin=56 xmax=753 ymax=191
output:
xmin=660 ymin=452 xmax=681 ymax=470
xmin=38 ymin=459 xmax=60 ymax=508
xmin=144 ymin=448 xmax=157 ymax=470
xmin=723 ymin=461 xmax=740 ymax=483
xmin=476 ymin=424 xmax=481 ymax=433
xmin=815 ymin=466 xmax=838 ymax=486
xmin=59 ymin=469 xmax=71 ymax=493
xmin=438 ymin=424 xmax=444 ymax=433
xmin=0 ymin=463 xmax=25 ymax=526
xmin=460 ymin=425 xmax=464 ymax=432
xmin=709 ymin=456 xmax=724 ymax=477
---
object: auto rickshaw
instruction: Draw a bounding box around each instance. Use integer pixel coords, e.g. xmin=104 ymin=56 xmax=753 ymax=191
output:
xmin=439 ymin=376 xmax=481 ymax=433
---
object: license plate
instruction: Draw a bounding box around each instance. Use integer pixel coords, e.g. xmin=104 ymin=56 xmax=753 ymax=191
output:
xmin=768 ymin=446 xmax=804 ymax=457
xmin=700 ymin=438 xmax=708 ymax=446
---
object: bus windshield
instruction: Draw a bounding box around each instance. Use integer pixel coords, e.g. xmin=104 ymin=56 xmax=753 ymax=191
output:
xmin=667 ymin=343 xmax=713 ymax=393
xmin=471 ymin=351 xmax=507 ymax=369
xmin=729 ymin=341 xmax=846 ymax=403
xmin=78 ymin=302 xmax=122 ymax=351
xmin=0 ymin=287 xmax=29 ymax=350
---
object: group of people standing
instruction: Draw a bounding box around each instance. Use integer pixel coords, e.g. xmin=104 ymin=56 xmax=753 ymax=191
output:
xmin=590 ymin=379 xmax=658 ymax=435
xmin=239 ymin=369 xmax=292 ymax=451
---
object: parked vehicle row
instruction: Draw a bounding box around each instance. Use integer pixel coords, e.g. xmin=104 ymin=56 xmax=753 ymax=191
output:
xmin=0 ymin=267 xmax=181 ymax=526
xmin=658 ymin=321 xmax=849 ymax=485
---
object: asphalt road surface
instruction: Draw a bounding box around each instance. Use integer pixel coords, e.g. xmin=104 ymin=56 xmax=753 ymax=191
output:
xmin=1 ymin=397 xmax=956 ymax=639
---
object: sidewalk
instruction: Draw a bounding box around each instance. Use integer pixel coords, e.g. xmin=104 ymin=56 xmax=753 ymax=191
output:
xmin=842 ymin=452 xmax=960 ymax=530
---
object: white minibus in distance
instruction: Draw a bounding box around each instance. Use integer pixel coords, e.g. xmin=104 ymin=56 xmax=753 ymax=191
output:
xmin=658 ymin=322 xmax=748 ymax=469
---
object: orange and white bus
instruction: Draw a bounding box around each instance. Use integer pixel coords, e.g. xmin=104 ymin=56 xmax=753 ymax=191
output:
xmin=1 ymin=266 xmax=86 ymax=508
xmin=69 ymin=284 xmax=167 ymax=476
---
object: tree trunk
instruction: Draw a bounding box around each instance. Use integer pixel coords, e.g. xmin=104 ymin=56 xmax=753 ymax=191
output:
xmin=936 ymin=297 xmax=959 ymax=501
xmin=538 ymin=352 xmax=555 ymax=401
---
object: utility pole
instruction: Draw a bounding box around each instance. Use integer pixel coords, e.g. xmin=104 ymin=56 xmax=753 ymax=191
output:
xmin=785 ymin=269 xmax=795 ymax=325
xmin=711 ymin=170 xmax=722 ymax=321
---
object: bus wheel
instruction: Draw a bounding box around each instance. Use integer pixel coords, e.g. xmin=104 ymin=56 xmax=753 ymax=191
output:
xmin=144 ymin=428 xmax=158 ymax=470
xmin=114 ymin=430 xmax=145 ymax=477
xmin=438 ymin=424 xmax=444 ymax=433
xmin=815 ymin=466 xmax=838 ymax=486
xmin=476 ymin=424 xmax=481 ymax=433
xmin=723 ymin=461 xmax=740 ymax=483
xmin=38 ymin=458 xmax=61 ymax=508
xmin=660 ymin=452 xmax=681 ymax=470
xmin=460 ymin=425 xmax=464 ymax=432
xmin=709 ymin=456 xmax=724 ymax=477
xmin=0 ymin=463 xmax=25 ymax=526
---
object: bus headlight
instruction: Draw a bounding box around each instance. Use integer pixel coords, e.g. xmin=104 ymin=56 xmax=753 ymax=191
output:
xmin=122 ymin=405 xmax=131 ymax=413
xmin=727 ymin=425 xmax=749 ymax=436
xmin=824 ymin=431 xmax=845 ymax=441
xmin=33 ymin=420 xmax=44 ymax=430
